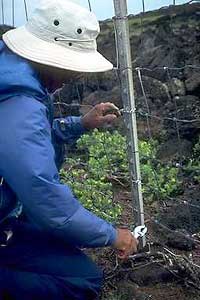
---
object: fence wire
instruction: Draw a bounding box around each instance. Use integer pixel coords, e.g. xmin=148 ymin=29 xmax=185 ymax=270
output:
xmin=130 ymin=0 xmax=200 ymax=241
xmin=55 ymin=5 xmax=200 ymax=296
xmin=51 ymin=0 xmax=200 ymax=245
xmin=0 ymin=0 xmax=200 ymax=296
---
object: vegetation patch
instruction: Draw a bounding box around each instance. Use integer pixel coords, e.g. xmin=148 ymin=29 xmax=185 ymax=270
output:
xmin=60 ymin=130 xmax=183 ymax=222
xmin=184 ymin=137 xmax=200 ymax=184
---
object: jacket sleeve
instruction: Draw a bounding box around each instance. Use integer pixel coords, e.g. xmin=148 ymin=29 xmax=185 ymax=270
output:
xmin=0 ymin=97 xmax=117 ymax=248
xmin=52 ymin=116 xmax=87 ymax=146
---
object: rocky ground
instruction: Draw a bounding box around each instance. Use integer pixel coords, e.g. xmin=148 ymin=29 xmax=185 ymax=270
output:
xmin=82 ymin=4 xmax=200 ymax=299
xmin=90 ymin=185 xmax=200 ymax=300
xmin=54 ymin=2 xmax=200 ymax=157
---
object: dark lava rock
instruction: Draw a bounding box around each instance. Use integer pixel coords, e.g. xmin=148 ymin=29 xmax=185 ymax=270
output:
xmin=166 ymin=230 xmax=196 ymax=251
xmin=157 ymin=138 xmax=193 ymax=162
xmin=152 ymin=216 xmax=196 ymax=251
xmin=158 ymin=187 xmax=200 ymax=235
xmin=50 ymin=3 xmax=200 ymax=145
xmin=134 ymin=75 xmax=170 ymax=110
xmin=116 ymin=281 xmax=150 ymax=300
xmin=185 ymin=72 xmax=200 ymax=95
xmin=129 ymin=264 xmax=175 ymax=286
xmin=163 ymin=95 xmax=200 ymax=139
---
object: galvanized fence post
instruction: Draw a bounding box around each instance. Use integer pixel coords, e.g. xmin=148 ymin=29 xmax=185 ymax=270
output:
xmin=113 ymin=0 xmax=146 ymax=247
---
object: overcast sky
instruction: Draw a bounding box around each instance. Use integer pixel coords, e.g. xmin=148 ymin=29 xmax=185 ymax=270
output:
xmin=1 ymin=0 xmax=190 ymax=26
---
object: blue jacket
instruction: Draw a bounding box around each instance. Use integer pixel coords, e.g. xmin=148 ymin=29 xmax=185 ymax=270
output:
xmin=0 ymin=41 xmax=117 ymax=248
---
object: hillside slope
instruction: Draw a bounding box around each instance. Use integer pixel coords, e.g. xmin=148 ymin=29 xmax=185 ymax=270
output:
xmin=55 ymin=3 xmax=199 ymax=151
xmin=1 ymin=3 xmax=200 ymax=153
xmin=81 ymin=2 xmax=200 ymax=156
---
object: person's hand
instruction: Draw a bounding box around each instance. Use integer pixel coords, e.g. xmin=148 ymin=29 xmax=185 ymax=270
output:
xmin=81 ymin=102 xmax=120 ymax=130
xmin=112 ymin=228 xmax=138 ymax=260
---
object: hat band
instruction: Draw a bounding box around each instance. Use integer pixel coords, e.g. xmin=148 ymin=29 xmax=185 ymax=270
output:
xmin=54 ymin=37 xmax=93 ymax=43
xmin=26 ymin=23 xmax=97 ymax=51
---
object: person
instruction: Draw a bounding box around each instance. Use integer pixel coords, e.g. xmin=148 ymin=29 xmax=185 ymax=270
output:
xmin=0 ymin=1 xmax=138 ymax=299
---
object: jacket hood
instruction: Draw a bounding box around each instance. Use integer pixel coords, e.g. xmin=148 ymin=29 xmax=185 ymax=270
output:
xmin=0 ymin=40 xmax=47 ymax=102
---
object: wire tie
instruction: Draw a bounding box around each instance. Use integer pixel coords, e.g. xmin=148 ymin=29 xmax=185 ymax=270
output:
xmin=132 ymin=179 xmax=142 ymax=185
xmin=122 ymin=108 xmax=136 ymax=114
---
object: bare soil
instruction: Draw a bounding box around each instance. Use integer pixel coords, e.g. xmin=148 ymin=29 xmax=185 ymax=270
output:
xmin=86 ymin=185 xmax=200 ymax=300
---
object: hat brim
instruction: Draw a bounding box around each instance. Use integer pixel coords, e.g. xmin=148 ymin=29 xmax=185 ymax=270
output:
xmin=3 ymin=26 xmax=113 ymax=73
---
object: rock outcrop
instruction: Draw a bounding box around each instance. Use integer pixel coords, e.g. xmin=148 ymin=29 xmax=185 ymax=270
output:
xmin=55 ymin=3 xmax=200 ymax=154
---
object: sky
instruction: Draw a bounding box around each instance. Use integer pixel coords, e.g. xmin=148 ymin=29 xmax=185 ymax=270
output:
xmin=1 ymin=0 xmax=190 ymax=26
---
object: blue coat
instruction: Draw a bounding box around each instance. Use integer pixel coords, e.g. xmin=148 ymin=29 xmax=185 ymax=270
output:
xmin=0 ymin=41 xmax=117 ymax=248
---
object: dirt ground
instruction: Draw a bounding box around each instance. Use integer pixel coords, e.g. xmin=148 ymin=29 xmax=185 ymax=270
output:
xmin=87 ymin=185 xmax=200 ymax=300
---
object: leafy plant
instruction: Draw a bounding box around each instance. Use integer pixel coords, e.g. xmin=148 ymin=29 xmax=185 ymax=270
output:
xmin=60 ymin=130 xmax=124 ymax=222
xmin=141 ymin=162 xmax=180 ymax=202
xmin=60 ymin=130 xmax=181 ymax=222
xmin=184 ymin=137 xmax=200 ymax=183
xmin=193 ymin=137 xmax=200 ymax=158
xmin=60 ymin=160 xmax=122 ymax=222
xmin=77 ymin=130 xmax=129 ymax=178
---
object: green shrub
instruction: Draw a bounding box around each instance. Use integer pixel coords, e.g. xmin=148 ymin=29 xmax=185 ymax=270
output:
xmin=193 ymin=137 xmax=200 ymax=160
xmin=141 ymin=162 xmax=180 ymax=202
xmin=184 ymin=137 xmax=200 ymax=183
xmin=60 ymin=130 xmax=181 ymax=221
xmin=60 ymin=160 xmax=121 ymax=222
xmin=60 ymin=130 xmax=124 ymax=222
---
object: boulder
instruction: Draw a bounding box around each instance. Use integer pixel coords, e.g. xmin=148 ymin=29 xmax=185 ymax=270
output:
xmin=157 ymin=138 xmax=193 ymax=162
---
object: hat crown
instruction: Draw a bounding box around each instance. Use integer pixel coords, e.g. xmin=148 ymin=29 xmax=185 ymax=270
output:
xmin=3 ymin=0 xmax=113 ymax=72
xmin=26 ymin=0 xmax=100 ymax=48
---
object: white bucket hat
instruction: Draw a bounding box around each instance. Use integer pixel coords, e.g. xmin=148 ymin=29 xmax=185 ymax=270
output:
xmin=3 ymin=0 xmax=113 ymax=73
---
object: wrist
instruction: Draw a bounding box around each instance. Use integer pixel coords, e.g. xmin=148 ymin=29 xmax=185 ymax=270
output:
xmin=105 ymin=226 xmax=117 ymax=248
xmin=80 ymin=116 xmax=91 ymax=131
xmin=110 ymin=228 xmax=118 ymax=248
xmin=81 ymin=116 xmax=90 ymax=130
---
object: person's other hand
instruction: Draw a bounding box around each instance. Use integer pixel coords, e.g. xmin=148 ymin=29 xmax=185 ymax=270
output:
xmin=81 ymin=102 xmax=120 ymax=130
xmin=112 ymin=228 xmax=138 ymax=260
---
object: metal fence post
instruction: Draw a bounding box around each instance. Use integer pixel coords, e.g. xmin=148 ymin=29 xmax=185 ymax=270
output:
xmin=113 ymin=0 xmax=146 ymax=247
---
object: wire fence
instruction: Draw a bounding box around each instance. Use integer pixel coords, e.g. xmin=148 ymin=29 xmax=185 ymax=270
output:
xmin=57 ymin=66 xmax=200 ymax=231
xmin=16 ymin=0 xmax=199 ymax=251
xmin=54 ymin=4 xmax=200 ymax=294
xmin=0 ymin=0 xmax=200 ymax=296
xmin=54 ymin=0 xmax=200 ymax=239
xmin=58 ymin=14 xmax=199 ymax=240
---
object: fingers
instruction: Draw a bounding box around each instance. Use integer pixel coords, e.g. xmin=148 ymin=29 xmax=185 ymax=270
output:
xmin=82 ymin=102 xmax=119 ymax=130
xmin=99 ymin=114 xmax=118 ymax=124
xmin=117 ymin=235 xmax=138 ymax=260
xmin=131 ymin=237 xmax=139 ymax=254
xmin=102 ymin=102 xmax=120 ymax=111
xmin=117 ymin=251 xmax=128 ymax=260
xmin=114 ymin=228 xmax=138 ymax=260
xmin=97 ymin=102 xmax=121 ymax=117
xmin=124 ymin=239 xmax=138 ymax=259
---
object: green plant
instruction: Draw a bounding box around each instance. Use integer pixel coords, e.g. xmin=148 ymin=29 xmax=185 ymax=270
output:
xmin=60 ymin=160 xmax=121 ymax=222
xmin=77 ymin=130 xmax=129 ymax=178
xmin=184 ymin=137 xmax=200 ymax=183
xmin=141 ymin=162 xmax=180 ymax=202
xmin=60 ymin=130 xmax=125 ymax=222
xmin=193 ymin=137 xmax=200 ymax=158
xmin=60 ymin=130 xmax=181 ymax=221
